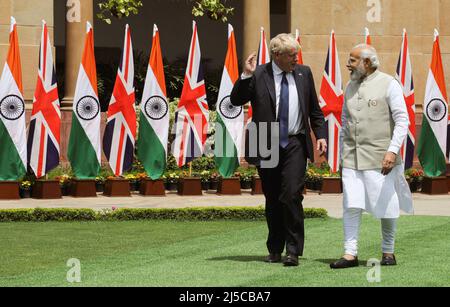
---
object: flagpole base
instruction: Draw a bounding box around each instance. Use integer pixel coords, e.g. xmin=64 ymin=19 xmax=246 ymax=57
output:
xmin=251 ymin=176 xmax=263 ymax=195
xmin=71 ymin=179 xmax=97 ymax=198
xmin=178 ymin=177 xmax=203 ymax=196
xmin=104 ymin=178 xmax=131 ymax=197
xmin=0 ymin=181 xmax=20 ymax=200
xmin=140 ymin=179 xmax=166 ymax=197
xmin=421 ymin=177 xmax=448 ymax=195
xmin=32 ymin=180 xmax=62 ymax=199
xmin=320 ymin=177 xmax=343 ymax=194
xmin=217 ymin=177 xmax=241 ymax=195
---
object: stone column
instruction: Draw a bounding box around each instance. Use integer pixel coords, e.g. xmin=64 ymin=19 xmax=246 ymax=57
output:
xmin=62 ymin=0 xmax=94 ymax=109
xmin=242 ymin=0 xmax=270 ymax=59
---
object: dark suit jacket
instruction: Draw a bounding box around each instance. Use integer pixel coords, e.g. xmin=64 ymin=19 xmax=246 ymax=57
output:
xmin=230 ymin=62 xmax=326 ymax=166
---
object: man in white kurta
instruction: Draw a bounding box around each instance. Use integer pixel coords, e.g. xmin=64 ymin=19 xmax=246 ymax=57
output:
xmin=330 ymin=44 xmax=414 ymax=269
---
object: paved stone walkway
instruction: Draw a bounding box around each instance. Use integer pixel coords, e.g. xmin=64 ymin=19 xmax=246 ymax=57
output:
xmin=0 ymin=191 xmax=449 ymax=218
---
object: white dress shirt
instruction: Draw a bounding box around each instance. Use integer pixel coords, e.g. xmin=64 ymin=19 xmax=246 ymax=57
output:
xmin=272 ymin=62 xmax=302 ymax=135
xmin=241 ymin=62 xmax=303 ymax=135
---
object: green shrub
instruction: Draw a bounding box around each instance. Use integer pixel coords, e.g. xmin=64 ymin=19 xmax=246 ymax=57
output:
xmin=0 ymin=207 xmax=328 ymax=222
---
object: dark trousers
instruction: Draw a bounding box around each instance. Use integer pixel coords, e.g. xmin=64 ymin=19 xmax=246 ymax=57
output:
xmin=258 ymin=134 xmax=307 ymax=256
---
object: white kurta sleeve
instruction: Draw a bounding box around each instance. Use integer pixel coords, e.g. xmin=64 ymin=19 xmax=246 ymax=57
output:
xmin=386 ymin=80 xmax=409 ymax=154
xmin=339 ymin=100 xmax=348 ymax=162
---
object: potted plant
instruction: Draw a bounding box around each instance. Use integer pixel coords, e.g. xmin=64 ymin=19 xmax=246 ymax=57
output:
xmin=56 ymin=175 xmax=72 ymax=196
xmin=199 ymin=170 xmax=210 ymax=191
xmin=124 ymin=173 xmax=140 ymax=192
xmin=19 ymin=180 xmax=33 ymax=198
xmin=238 ymin=170 xmax=252 ymax=190
xmin=305 ymin=168 xmax=314 ymax=190
xmin=405 ymin=168 xmax=424 ymax=192
xmin=166 ymin=172 xmax=180 ymax=191
xmin=95 ymin=176 xmax=105 ymax=193
xmin=209 ymin=172 xmax=219 ymax=191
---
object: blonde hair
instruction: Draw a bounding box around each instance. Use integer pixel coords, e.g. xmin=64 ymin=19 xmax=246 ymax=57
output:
xmin=270 ymin=33 xmax=300 ymax=56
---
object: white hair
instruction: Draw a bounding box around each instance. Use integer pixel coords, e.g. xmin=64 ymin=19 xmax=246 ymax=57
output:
xmin=353 ymin=44 xmax=380 ymax=68
xmin=270 ymin=33 xmax=300 ymax=56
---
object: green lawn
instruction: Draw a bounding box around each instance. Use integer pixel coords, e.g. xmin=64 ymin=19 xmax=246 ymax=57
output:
xmin=0 ymin=216 xmax=449 ymax=287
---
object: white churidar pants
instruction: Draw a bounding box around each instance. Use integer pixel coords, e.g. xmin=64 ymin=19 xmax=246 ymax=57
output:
xmin=341 ymin=165 xmax=412 ymax=256
xmin=343 ymin=208 xmax=397 ymax=256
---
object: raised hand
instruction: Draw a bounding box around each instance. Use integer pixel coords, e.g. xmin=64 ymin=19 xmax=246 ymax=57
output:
xmin=243 ymin=52 xmax=257 ymax=76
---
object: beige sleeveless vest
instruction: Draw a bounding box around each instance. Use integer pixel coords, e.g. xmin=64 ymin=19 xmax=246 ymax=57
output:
xmin=341 ymin=70 xmax=402 ymax=170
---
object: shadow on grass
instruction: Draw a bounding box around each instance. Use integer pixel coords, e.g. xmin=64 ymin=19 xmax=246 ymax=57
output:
xmin=315 ymin=259 xmax=368 ymax=267
xmin=207 ymin=255 xmax=266 ymax=263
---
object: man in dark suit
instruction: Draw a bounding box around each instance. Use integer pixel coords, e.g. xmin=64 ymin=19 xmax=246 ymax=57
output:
xmin=231 ymin=33 xmax=327 ymax=267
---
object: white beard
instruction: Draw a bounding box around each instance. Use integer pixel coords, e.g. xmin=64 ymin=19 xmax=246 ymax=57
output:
xmin=350 ymin=64 xmax=367 ymax=82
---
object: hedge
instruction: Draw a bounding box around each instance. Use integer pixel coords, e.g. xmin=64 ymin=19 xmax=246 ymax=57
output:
xmin=0 ymin=207 xmax=328 ymax=222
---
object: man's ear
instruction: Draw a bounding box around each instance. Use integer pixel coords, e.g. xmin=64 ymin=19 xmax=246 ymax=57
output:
xmin=363 ymin=58 xmax=371 ymax=68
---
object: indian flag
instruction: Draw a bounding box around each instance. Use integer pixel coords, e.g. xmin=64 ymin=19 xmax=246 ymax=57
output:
xmin=137 ymin=24 xmax=169 ymax=180
xmin=0 ymin=17 xmax=27 ymax=181
xmin=215 ymin=24 xmax=243 ymax=178
xmin=295 ymin=29 xmax=304 ymax=65
xmin=364 ymin=27 xmax=372 ymax=45
xmin=67 ymin=22 xmax=101 ymax=179
xmin=417 ymin=29 xmax=449 ymax=177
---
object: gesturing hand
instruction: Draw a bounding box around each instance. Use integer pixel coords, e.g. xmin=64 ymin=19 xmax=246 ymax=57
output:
xmin=243 ymin=52 xmax=257 ymax=76
xmin=381 ymin=152 xmax=397 ymax=176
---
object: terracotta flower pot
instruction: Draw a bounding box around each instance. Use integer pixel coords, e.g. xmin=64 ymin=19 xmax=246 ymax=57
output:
xmin=177 ymin=177 xmax=202 ymax=196
xmin=421 ymin=177 xmax=448 ymax=195
xmin=0 ymin=182 xmax=20 ymax=200
xmin=251 ymin=177 xmax=263 ymax=195
xmin=33 ymin=180 xmax=62 ymax=199
xmin=320 ymin=177 xmax=343 ymax=194
xmin=140 ymin=179 xmax=165 ymax=196
xmin=217 ymin=177 xmax=241 ymax=195
xmin=103 ymin=178 xmax=131 ymax=197
xmin=71 ymin=179 xmax=97 ymax=198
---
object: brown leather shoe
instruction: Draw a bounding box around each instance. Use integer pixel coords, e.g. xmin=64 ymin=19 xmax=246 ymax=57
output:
xmin=283 ymin=254 xmax=299 ymax=267
xmin=264 ymin=253 xmax=282 ymax=263
xmin=330 ymin=257 xmax=359 ymax=269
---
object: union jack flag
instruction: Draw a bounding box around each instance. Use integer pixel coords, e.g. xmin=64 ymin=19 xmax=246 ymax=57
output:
xmin=103 ymin=24 xmax=136 ymax=176
xmin=319 ymin=30 xmax=344 ymax=173
xmin=248 ymin=27 xmax=270 ymax=124
xmin=396 ymin=29 xmax=416 ymax=169
xmin=27 ymin=20 xmax=61 ymax=178
xmin=172 ymin=21 xmax=208 ymax=167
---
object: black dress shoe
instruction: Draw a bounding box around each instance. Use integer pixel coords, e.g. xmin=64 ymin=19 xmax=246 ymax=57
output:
xmin=283 ymin=254 xmax=299 ymax=267
xmin=381 ymin=255 xmax=397 ymax=266
xmin=264 ymin=253 xmax=282 ymax=263
xmin=330 ymin=257 xmax=359 ymax=269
